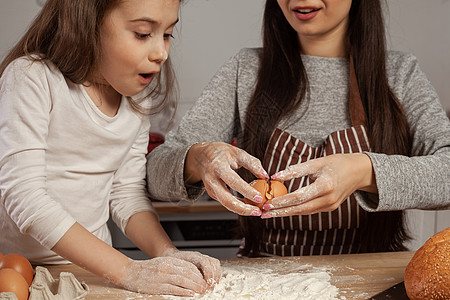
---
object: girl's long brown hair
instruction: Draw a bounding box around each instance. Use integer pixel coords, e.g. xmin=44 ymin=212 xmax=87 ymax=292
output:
xmin=0 ymin=0 xmax=178 ymax=114
xmin=239 ymin=0 xmax=411 ymax=256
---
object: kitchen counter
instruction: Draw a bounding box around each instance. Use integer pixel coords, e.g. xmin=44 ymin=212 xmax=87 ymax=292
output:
xmin=43 ymin=251 xmax=414 ymax=299
xmin=152 ymin=200 xmax=230 ymax=215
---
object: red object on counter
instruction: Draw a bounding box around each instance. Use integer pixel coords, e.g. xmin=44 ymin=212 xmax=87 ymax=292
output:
xmin=147 ymin=132 xmax=165 ymax=156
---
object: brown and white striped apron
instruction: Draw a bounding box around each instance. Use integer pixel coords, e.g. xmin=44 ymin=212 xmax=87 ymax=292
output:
xmin=259 ymin=58 xmax=371 ymax=256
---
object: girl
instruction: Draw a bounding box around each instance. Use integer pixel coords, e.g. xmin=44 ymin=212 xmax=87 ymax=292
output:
xmin=0 ymin=0 xmax=219 ymax=296
xmin=146 ymin=0 xmax=450 ymax=257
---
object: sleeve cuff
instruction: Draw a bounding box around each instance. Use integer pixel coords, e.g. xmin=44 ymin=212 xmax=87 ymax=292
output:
xmin=26 ymin=214 xmax=77 ymax=250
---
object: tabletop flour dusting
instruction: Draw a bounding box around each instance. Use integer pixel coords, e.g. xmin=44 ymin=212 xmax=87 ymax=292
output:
xmin=162 ymin=261 xmax=344 ymax=300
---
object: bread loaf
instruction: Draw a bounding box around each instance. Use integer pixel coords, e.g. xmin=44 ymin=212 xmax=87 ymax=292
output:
xmin=404 ymin=227 xmax=450 ymax=299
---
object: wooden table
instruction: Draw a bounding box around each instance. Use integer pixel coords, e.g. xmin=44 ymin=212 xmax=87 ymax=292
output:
xmin=42 ymin=251 xmax=414 ymax=299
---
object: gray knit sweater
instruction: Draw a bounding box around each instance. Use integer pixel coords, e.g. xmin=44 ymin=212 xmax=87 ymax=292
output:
xmin=146 ymin=48 xmax=450 ymax=212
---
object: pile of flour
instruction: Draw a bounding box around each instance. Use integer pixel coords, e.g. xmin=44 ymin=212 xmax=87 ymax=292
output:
xmin=163 ymin=263 xmax=343 ymax=300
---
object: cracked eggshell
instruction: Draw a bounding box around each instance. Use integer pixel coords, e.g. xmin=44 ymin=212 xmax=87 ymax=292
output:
xmin=245 ymin=179 xmax=288 ymax=209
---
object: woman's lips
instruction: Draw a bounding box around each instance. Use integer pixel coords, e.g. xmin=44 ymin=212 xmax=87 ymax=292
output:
xmin=293 ymin=7 xmax=321 ymax=21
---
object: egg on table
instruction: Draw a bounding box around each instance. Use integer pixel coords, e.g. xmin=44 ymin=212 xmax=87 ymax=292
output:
xmin=0 ymin=253 xmax=34 ymax=286
xmin=0 ymin=268 xmax=29 ymax=300
xmin=0 ymin=253 xmax=34 ymax=300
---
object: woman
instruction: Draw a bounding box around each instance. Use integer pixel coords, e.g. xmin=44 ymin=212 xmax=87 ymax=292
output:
xmin=146 ymin=0 xmax=450 ymax=257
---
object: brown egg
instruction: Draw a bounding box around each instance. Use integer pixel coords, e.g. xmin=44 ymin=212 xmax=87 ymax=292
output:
xmin=0 ymin=252 xmax=3 ymax=260
xmin=245 ymin=179 xmax=288 ymax=209
xmin=0 ymin=254 xmax=34 ymax=286
xmin=0 ymin=268 xmax=29 ymax=300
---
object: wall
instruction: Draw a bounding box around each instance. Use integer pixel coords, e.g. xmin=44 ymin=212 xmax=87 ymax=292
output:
xmin=0 ymin=0 xmax=449 ymax=250
xmin=1 ymin=1 xmax=449 ymax=116
xmin=169 ymin=0 xmax=265 ymax=124
xmin=0 ymin=1 xmax=43 ymax=57
xmin=386 ymin=0 xmax=450 ymax=114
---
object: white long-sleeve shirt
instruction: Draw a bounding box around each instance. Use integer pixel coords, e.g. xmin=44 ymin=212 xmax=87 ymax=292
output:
xmin=0 ymin=57 xmax=155 ymax=264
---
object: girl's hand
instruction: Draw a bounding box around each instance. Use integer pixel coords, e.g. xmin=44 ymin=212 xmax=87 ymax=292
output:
xmin=261 ymin=153 xmax=377 ymax=218
xmin=120 ymin=257 xmax=209 ymax=297
xmin=162 ymin=248 xmax=221 ymax=286
xmin=185 ymin=142 xmax=269 ymax=216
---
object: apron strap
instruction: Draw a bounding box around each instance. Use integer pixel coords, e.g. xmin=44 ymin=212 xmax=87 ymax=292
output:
xmin=349 ymin=56 xmax=367 ymax=127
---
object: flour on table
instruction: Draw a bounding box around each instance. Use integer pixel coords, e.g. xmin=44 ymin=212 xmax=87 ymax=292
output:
xmin=163 ymin=262 xmax=343 ymax=300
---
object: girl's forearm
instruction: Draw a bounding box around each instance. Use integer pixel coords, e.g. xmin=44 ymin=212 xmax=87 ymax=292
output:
xmin=125 ymin=211 xmax=176 ymax=258
xmin=51 ymin=222 xmax=131 ymax=284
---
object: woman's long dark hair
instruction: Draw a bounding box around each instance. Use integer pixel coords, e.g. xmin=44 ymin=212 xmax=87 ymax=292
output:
xmin=0 ymin=0 xmax=178 ymax=114
xmin=239 ymin=0 xmax=411 ymax=256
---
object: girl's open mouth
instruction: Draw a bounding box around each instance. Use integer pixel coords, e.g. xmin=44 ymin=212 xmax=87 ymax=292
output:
xmin=139 ymin=73 xmax=153 ymax=84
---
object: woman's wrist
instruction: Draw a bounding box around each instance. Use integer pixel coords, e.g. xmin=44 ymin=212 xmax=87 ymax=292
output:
xmin=356 ymin=153 xmax=378 ymax=193
xmin=184 ymin=143 xmax=203 ymax=184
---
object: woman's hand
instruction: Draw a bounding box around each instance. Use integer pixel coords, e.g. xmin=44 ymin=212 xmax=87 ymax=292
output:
xmin=162 ymin=248 xmax=221 ymax=286
xmin=261 ymin=153 xmax=377 ymax=218
xmin=119 ymin=257 xmax=209 ymax=297
xmin=184 ymin=142 xmax=269 ymax=216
